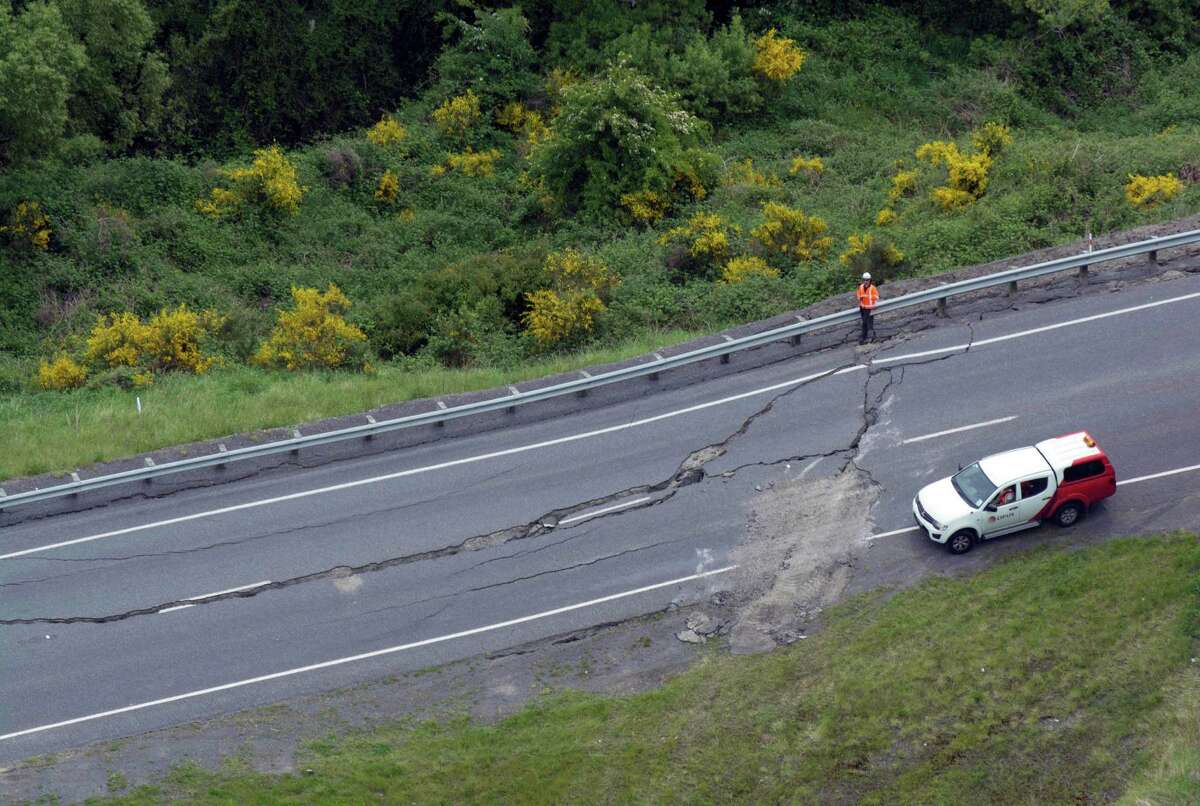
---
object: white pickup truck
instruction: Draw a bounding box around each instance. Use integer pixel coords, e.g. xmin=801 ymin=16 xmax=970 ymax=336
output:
xmin=913 ymin=431 xmax=1117 ymax=554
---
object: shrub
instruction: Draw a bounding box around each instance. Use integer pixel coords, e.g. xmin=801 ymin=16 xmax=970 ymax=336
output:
xmin=875 ymin=208 xmax=897 ymax=226
xmin=495 ymin=102 xmax=551 ymax=154
xmin=724 ymin=158 xmax=781 ymax=188
xmin=2 ymin=201 xmax=52 ymax=249
xmin=523 ymin=249 xmax=619 ymax=347
xmin=432 ymin=90 xmax=482 ymax=142
xmin=375 ymin=170 xmax=400 ymax=204
xmin=654 ymin=14 xmax=762 ymax=122
xmin=789 ymin=155 xmax=824 ymax=180
xmin=917 ymin=140 xmax=993 ymax=210
xmin=752 ymin=28 xmax=805 ymax=82
xmin=253 ymin=284 xmax=369 ymax=371
xmin=196 ymin=145 xmax=307 ymax=218
xmin=838 ymin=233 xmax=906 ymax=282
xmin=434 ymin=8 xmax=539 ymax=110
xmin=433 ymin=148 xmax=502 ymax=178
xmin=751 ymin=203 xmax=833 ymax=262
xmin=323 ymin=147 xmax=364 ymax=188
xmin=888 ymin=169 xmax=918 ymax=202
xmin=84 ymin=305 xmax=224 ymax=375
xmin=971 ymin=121 xmax=1013 ymax=157
xmin=367 ymin=291 xmax=432 ymax=359
xmin=37 ymin=354 xmax=87 ymax=390
xmin=658 ymin=212 xmax=741 ymax=280
xmin=366 ymin=115 xmax=407 ymax=148
xmin=620 ymin=190 xmax=671 ymax=225
xmin=1125 ymin=173 xmax=1184 ymax=209
xmin=722 ymin=255 xmax=779 ymax=284
xmin=526 ymin=59 xmax=708 ymax=215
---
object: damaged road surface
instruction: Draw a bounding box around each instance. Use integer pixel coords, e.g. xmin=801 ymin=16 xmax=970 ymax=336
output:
xmin=4 ymin=273 xmax=1200 ymax=770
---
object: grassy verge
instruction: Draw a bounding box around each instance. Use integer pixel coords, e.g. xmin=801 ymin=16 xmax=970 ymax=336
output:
xmin=100 ymin=533 xmax=1199 ymax=805
xmin=0 ymin=329 xmax=701 ymax=481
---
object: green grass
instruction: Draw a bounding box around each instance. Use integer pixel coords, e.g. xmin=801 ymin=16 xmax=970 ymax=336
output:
xmin=0 ymin=328 xmax=700 ymax=480
xmin=95 ymin=533 xmax=1199 ymax=805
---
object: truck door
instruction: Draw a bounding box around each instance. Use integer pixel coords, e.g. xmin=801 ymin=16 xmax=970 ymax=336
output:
xmin=1014 ymin=476 xmax=1052 ymax=525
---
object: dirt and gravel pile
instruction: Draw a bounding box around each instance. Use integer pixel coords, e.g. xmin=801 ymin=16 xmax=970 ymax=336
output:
xmin=725 ymin=470 xmax=873 ymax=653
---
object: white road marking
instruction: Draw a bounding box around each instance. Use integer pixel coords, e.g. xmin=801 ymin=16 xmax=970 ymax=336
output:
xmin=867 ymin=526 xmax=920 ymax=541
xmin=558 ymin=497 xmax=654 ymax=525
xmin=158 ymin=580 xmax=272 ymax=614
xmin=0 ymin=565 xmax=737 ymax=742
xmin=873 ymin=291 xmax=1200 ymax=365
xmin=1117 ymin=463 xmax=1200 ymax=486
xmin=7 ymin=291 xmax=1198 ymax=562
xmin=901 ymin=416 xmax=1018 ymax=445
xmin=2 ymin=365 xmax=860 ymax=561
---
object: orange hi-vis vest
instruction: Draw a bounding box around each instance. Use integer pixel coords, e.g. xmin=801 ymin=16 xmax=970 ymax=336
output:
xmin=857 ymin=282 xmax=879 ymax=309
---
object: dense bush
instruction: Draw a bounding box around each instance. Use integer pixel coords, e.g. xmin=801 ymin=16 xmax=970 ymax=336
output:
xmin=253 ymin=285 xmax=370 ymax=371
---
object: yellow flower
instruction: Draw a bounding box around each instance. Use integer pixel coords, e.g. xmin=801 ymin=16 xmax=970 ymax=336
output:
xmin=37 ymin=355 xmax=87 ymax=391
xmin=875 ymin=208 xmax=897 ymax=226
xmin=753 ymin=28 xmax=806 ymax=81
xmin=751 ymin=202 xmax=832 ymax=261
xmin=432 ymin=90 xmax=482 ymax=141
xmin=722 ymin=256 xmax=779 ymax=284
xmin=1125 ymin=173 xmax=1184 ymax=209
xmin=367 ymin=116 xmax=407 ymax=147
xmin=789 ymin=155 xmax=824 ymax=177
xmin=374 ymin=170 xmax=400 ymax=204
xmin=620 ymin=190 xmax=670 ymax=224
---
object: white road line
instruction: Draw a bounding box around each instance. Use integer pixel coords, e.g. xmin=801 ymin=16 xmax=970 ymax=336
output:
xmin=901 ymin=416 xmax=1017 ymax=445
xmin=558 ymin=497 xmax=654 ymax=525
xmin=157 ymin=581 xmax=272 ymax=614
xmin=2 ymin=365 xmax=860 ymax=561
xmin=1117 ymin=463 xmax=1200 ymax=486
xmin=873 ymin=291 xmax=1200 ymax=365
xmin=0 ymin=565 xmax=737 ymax=743
xmin=867 ymin=526 xmax=920 ymax=541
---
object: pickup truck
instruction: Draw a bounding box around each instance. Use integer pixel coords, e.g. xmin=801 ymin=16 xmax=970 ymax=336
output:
xmin=913 ymin=431 xmax=1117 ymax=554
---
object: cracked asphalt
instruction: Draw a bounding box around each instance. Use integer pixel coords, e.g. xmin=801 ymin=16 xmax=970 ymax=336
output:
xmin=3 ymin=269 xmax=1200 ymax=770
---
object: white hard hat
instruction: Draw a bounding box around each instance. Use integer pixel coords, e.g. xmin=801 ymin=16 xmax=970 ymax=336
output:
xmin=862 ymin=272 xmax=871 ymax=280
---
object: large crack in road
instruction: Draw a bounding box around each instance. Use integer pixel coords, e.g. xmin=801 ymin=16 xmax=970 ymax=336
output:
xmin=0 ymin=327 xmax=979 ymax=628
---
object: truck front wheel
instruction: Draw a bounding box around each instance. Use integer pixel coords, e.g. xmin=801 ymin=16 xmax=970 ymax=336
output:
xmin=946 ymin=530 xmax=975 ymax=555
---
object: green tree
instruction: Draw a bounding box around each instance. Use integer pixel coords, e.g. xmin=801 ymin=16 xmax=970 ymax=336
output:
xmin=0 ymin=0 xmax=87 ymax=163
xmin=434 ymin=7 xmax=539 ymax=110
xmin=527 ymin=58 xmax=712 ymax=215
xmin=58 ymin=0 xmax=170 ymax=151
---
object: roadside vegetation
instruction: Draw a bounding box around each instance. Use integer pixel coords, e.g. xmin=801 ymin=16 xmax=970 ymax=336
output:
xmin=3 ymin=0 xmax=1200 ymax=478
xmin=95 ymin=533 xmax=1200 ymax=804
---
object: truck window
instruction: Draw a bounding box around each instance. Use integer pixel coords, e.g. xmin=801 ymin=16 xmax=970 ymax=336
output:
xmin=1063 ymin=460 xmax=1105 ymax=484
xmin=1020 ymin=477 xmax=1049 ymax=498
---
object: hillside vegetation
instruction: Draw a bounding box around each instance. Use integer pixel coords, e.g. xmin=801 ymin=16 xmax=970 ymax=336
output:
xmin=98 ymin=534 xmax=1200 ymax=804
xmin=1 ymin=1 xmax=1199 ymax=476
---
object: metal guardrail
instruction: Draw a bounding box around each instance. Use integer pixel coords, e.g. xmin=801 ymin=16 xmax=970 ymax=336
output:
xmin=2 ymin=228 xmax=1198 ymax=511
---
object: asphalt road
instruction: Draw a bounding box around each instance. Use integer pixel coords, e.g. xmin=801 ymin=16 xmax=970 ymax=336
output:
xmin=3 ymin=273 xmax=1200 ymax=764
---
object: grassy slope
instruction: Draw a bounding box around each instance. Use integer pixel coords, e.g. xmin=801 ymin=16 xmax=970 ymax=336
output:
xmin=1 ymin=10 xmax=1199 ymax=478
xmin=96 ymin=534 xmax=1200 ymax=804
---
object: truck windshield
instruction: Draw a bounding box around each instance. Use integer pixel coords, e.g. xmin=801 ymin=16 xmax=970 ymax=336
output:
xmin=951 ymin=463 xmax=997 ymax=509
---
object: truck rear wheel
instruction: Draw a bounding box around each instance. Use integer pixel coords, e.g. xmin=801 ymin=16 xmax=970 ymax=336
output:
xmin=946 ymin=530 xmax=975 ymax=555
xmin=1054 ymin=501 xmax=1083 ymax=527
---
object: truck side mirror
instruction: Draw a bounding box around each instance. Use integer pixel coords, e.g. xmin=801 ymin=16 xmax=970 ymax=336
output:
xmin=958 ymin=463 xmax=963 ymax=472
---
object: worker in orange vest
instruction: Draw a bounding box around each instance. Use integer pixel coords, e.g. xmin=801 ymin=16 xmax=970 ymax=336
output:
xmin=856 ymin=272 xmax=879 ymax=344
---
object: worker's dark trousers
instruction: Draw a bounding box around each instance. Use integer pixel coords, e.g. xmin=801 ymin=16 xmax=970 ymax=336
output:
xmin=859 ymin=307 xmax=874 ymax=343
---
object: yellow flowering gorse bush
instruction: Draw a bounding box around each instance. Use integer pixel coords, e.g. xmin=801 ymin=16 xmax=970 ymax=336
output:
xmin=888 ymin=169 xmax=918 ymax=202
xmin=432 ymin=90 xmax=482 ymax=141
xmin=722 ymin=255 xmax=779 ymax=283
xmin=658 ymin=212 xmax=740 ymax=266
xmin=496 ymin=102 xmax=552 ymax=150
xmin=2 ymin=201 xmax=52 ymax=249
xmin=751 ymin=202 xmax=832 ymax=261
xmin=38 ymin=355 xmax=88 ymax=390
xmin=915 ymin=122 xmax=1011 ymax=211
xmin=375 ymin=170 xmax=400 ymax=204
xmin=196 ymin=146 xmax=307 ymax=218
xmin=875 ymin=208 xmax=897 ymax=226
xmin=970 ymin=122 xmax=1013 ymax=157
xmin=620 ymin=190 xmax=671 ymax=224
xmin=432 ymin=148 xmax=502 ymax=177
xmin=1125 ymin=173 xmax=1184 ymax=209
xmin=523 ymin=249 xmax=619 ymax=347
xmin=367 ymin=116 xmax=407 ymax=147
xmin=253 ymin=285 xmax=369 ymax=371
xmin=753 ymin=28 xmax=806 ymax=81
xmin=84 ymin=305 xmax=225 ymax=378
xmin=839 ymin=233 xmax=904 ymax=267
xmin=789 ymin=155 xmax=824 ymax=179
xmin=723 ymin=158 xmax=781 ymax=188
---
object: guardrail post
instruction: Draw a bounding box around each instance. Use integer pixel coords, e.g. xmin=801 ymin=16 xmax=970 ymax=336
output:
xmin=1007 ymin=280 xmax=1018 ymax=296
xmin=936 ymin=298 xmax=947 ymax=317
xmin=1078 ymin=264 xmax=1089 ymax=281
xmin=1148 ymin=249 xmax=1158 ymax=265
